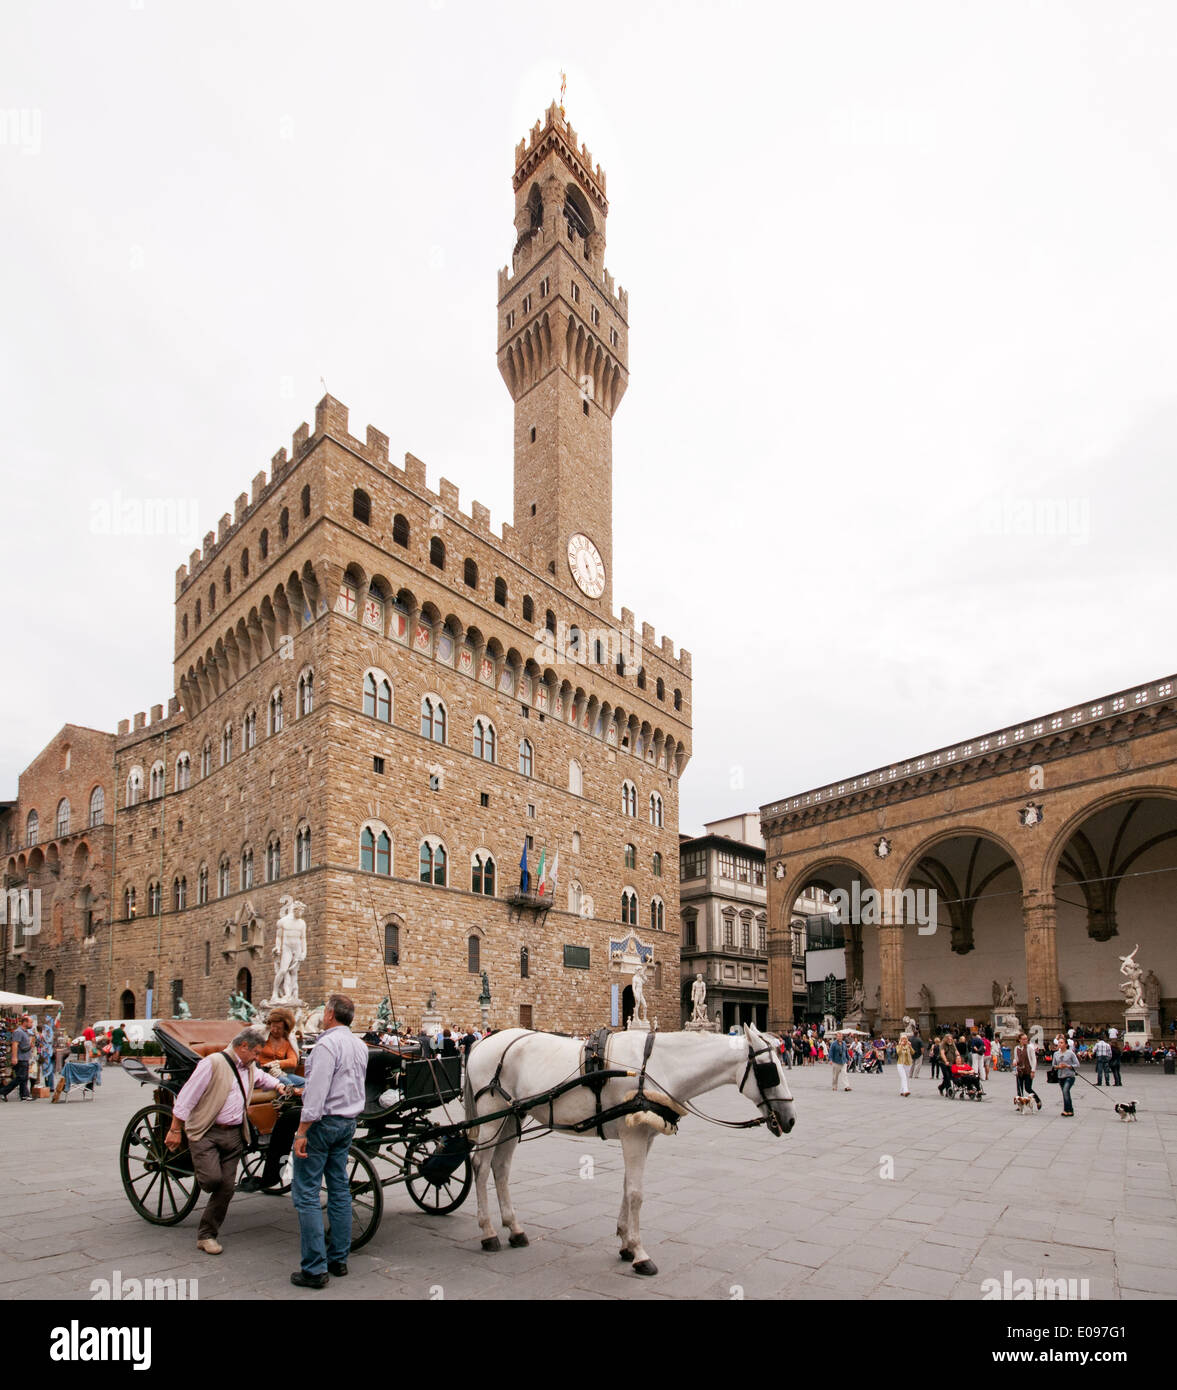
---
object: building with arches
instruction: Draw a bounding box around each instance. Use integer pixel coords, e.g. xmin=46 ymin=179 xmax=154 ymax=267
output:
xmin=761 ymin=676 xmax=1177 ymax=1038
xmin=0 ymin=104 xmax=692 ymax=1033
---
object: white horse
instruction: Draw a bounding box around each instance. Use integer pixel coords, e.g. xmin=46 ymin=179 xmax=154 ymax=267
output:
xmin=463 ymin=1023 xmax=795 ymax=1275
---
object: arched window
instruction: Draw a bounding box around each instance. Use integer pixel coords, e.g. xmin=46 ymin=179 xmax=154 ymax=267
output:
xmin=519 ymin=738 xmax=533 ymax=777
xmin=268 ymin=690 xmax=283 ymax=736
xmin=522 ymin=595 xmax=534 ymax=623
xmin=296 ymin=825 xmax=311 ymax=873
xmin=201 ymin=740 xmax=211 ymax=778
xmin=279 ymin=507 xmax=289 ymax=541
xmin=218 ymin=857 xmax=231 ymax=898
xmin=624 ymin=843 xmax=636 ymax=869
xmin=242 ymin=710 xmax=257 ymax=751
xmin=656 ymin=677 xmax=665 ymax=701
xmin=363 ymin=672 xmax=393 ymax=722
xmin=266 ymin=837 xmax=280 ymax=882
xmin=56 ymin=798 xmax=70 ymax=839
xmin=545 ymin=609 xmax=556 ymax=634
xmin=209 ymin=582 xmax=216 ymax=614
xmin=463 ymin=558 xmax=478 ymax=588
xmin=467 ymin=935 xmax=480 ymax=973
xmin=521 ymin=945 xmax=529 ymax=978
xmin=421 ymin=696 xmax=447 ymax=744
xmin=568 ymin=626 xmax=582 ymax=660
xmin=621 ymin=888 xmax=638 ymax=927
xmin=384 ymin=920 xmax=400 ymax=966
xmin=89 ymin=786 xmax=105 ymax=827
xmin=182 ymin=613 xmax=188 ymax=640
xmin=420 ymin=838 xmax=447 ymax=887
xmin=649 ymin=793 xmax=664 ymax=828
xmin=124 ymin=885 xmax=137 ymax=919
xmin=569 ymin=760 xmax=583 ymax=796
xmin=240 ymin=848 xmax=254 ymax=891
xmin=360 ymin=827 xmax=392 ymax=876
xmin=673 ymin=689 xmax=682 ymax=712
xmin=298 ymin=669 xmax=314 ymax=717
xmin=45 ymin=968 xmax=55 ymax=999
xmin=473 ymin=718 xmax=497 ymax=762
xmin=259 ymin=528 xmax=269 ymax=559
xmin=653 ymin=851 xmax=663 ymax=877
xmin=198 ymin=864 xmax=209 ymax=905
xmin=472 ymin=852 xmax=496 ymax=896
xmin=195 ymin=598 xmax=202 ymax=626
xmin=393 ymin=513 xmax=410 ymax=547
xmin=494 ymin=577 xmax=507 ymax=606
xmin=568 ymin=881 xmax=582 ymax=915
xmin=175 ymin=753 xmax=191 ymax=791
xmin=126 ymin=769 xmax=143 ymax=807
xmin=353 ymin=489 xmax=371 ymax=524
xmin=301 ymin=483 xmax=311 ymax=519
xmin=621 ymin=781 xmax=637 ymax=817
xmin=650 ymin=897 xmax=665 ymax=932
xmin=174 ymin=876 xmax=187 ymax=910
xmin=148 ymin=880 xmax=161 ymax=915
xmin=430 ymin=537 xmax=445 ymax=569
xmin=593 ymin=638 xmax=604 ymax=664
xmin=221 ymin=724 xmax=233 ymax=766
xmin=223 ymin=564 xmax=231 ymax=596
xmin=637 ymin=668 xmax=647 ymax=690
xmin=150 ymin=762 xmax=165 ymax=799
xmin=241 ymin=549 xmax=249 ymax=578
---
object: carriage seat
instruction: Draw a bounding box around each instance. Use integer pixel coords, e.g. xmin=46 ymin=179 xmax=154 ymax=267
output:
xmin=193 ymin=1043 xmax=224 ymax=1059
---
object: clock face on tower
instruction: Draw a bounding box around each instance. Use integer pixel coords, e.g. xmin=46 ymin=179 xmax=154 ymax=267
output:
xmin=567 ymin=533 xmax=606 ymax=598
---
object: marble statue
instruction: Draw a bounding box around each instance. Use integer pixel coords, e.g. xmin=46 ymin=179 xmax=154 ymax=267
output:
xmin=902 ymin=1015 xmax=917 ymax=1036
xmin=999 ymin=978 xmax=1017 ymax=1009
xmin=228 ymin=991 xmax=258 ymax=1023
xmin=992 ymin=980 xmax=1002 ymax=1007
xmin=631 ymin=964 xmax=649 ymax=1024
xmin=847 ymin=979 xmax=866 ymax=1016
xmin=1118 ymin=944 xmax=1145 ymax=1010
xmin=172 ymin=998 xmax=192 ymax=1020
xmin=428 ymin=987 xmax=439 ymax=1011
xmin=918 ymin=983 xmax=932 ymax=1012
xmin=690 ymin=973 xmax=708 ymax=1023
xmin=271 ymin=895 xmax=307 ymax=1003
xmin=1144 ymin=969 xmax=1161 ymax=1010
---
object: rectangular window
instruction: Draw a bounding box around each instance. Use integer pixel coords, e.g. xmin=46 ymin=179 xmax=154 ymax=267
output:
xmin=716 ymin=850 xmax=736 ymax=880
xmin=563 ymin=944 xmax=590 ymax=970
xmin=506 ymin=310 xmax=515 ymax=330
xmin=204 ymin=941 xmax=210 ymax=976
xmin=373 ymin=756 xmax=385 ymax=774
xmin=539 ymin=277 xmax=549 ymax=297
xmin=527 ymin=804 xmax=535 ymax=819
xmin=681 ymin=847 xmax=707 ymax=881
xmin=753 ymin=863 xmax=765 ymax=887
xmin=522 ymin=294 xmax=531 ymax=313
xmin=571 ymin=282 xmax=580 ymax=304
xmin=480 ymin=792 xmax=489 ymax=807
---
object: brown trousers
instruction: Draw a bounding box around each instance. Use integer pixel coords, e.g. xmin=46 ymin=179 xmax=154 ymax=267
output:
xmin=189 ymin=1125 xmax=245 ymax=1239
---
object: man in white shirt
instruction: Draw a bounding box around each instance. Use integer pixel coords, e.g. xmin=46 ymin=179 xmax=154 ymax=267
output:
xmin=1093 ymin=1035 xmax=1113 ymax=1085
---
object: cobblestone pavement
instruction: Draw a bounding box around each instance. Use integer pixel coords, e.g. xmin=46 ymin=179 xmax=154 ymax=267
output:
xmin=2 ymin=1060 xmax=1175 ymax=1301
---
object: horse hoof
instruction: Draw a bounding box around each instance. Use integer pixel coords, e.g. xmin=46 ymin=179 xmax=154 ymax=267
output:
xmin=481 ymin=1237 xmax=501 ymax=1252
xmin=508 ymin=1232 xmax=529 ymax=1248
xmin=619 ymin=1248 xmax=634 ymax=1262
xmin=633 ymin=1259 xmax=658 ymax=1276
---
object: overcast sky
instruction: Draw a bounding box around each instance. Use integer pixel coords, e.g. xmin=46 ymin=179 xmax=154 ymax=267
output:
xmin=2 ymin=0 xmax=1175 ymax=835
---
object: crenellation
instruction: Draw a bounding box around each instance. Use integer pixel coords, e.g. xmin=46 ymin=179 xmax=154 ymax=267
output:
xmin=217 ymin=513 xmax=231 ymax=543
xmin=252 ymin=470 xmax=267 ymax=504
xmin=661 ymin=636 xmax=674 ymax=660
xmin=364 ymin=424 xmax=389 ymax=469
xmin=270 ymin=449 xmax=288 ymax=481
xmin=315 ymin=393 xmax=349 ymax=439
xmin=175 ymin=564 xmax=188 ymax=596
xmin=292 ymin=422 xmax=310 ymax=459
xmin=189 ymin=548 xmax=201 ymax=572
xmin=117 ymin=719 xmax=129 ymax=737
xmin=471 ymin=501 xmax=491 ymax=532
xmin=620 ymin=607 xmax=634 ymax=631
xmin=168 ymin=697 xmax=180 ymax=717
xmin=641 ymin=622 xmax=656 ymax=648
xmin=404 ymin=452 xmax=427 ymax=489
xmin=203 ymin=531 xmax=215 ymax=554
xmin=133 ymin=712 xmax=146 ymax=732
xmin=150 ymin=704 xmax=163 ymax=724
xmin=439 ymin=478 xmax=460 ymax=514
xmin=234 ymin=492 xmax=248 ymax=523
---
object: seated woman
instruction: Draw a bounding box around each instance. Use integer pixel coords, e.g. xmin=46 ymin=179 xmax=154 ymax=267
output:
xmin=239 ymin=1008 xmax=302 ymax=1191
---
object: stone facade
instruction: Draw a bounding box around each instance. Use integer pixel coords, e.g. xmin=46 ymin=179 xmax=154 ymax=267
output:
xmin=1 ymin=105 xmax=692 ymax=1034
xmin=760 ymin=677 xmax=1177 ymax=1037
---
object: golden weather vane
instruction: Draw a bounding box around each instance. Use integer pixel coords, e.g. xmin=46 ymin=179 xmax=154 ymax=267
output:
xmin=560 ymin=70 xmax=567 ymax=117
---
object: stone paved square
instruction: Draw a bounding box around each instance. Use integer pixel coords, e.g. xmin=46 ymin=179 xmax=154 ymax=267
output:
xmin=2 ymin=1060 xmax=1175 ymax=1302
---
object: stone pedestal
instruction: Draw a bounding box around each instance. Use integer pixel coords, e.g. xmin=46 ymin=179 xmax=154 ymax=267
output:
xmin=684 ymin=1016 xmax=720 ymax=1033
xmin=261 ymin=994 xmax=305 ymax=1015
xmin=993 ymin=1009 xmax=1022 ymax=1047
xmin=421 ymin=1006 xmax=444 ymax=1037
xmin=918 ymin=1011 xmax=933 ymax=1036
xmin=625 ymin=1016 xmax=651 ymax=1033
xmin=1123 ymin=1005 xmax=1152 ymax=1049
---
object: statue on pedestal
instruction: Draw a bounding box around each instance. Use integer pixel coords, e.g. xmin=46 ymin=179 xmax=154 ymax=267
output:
xmin=690 ymin=973 xmax=708 ymax=1023
xmin=999 ymin=978 xmax=1017 ymax=1009
xmin=172 ymin=998 xmax=192 ymax=1021
xmin=631 ymin=964 xmax=648 ymax=1025
xmin=1143 ymin=969 xmax=1161 ymax=1011
xmin=228 ymin=991 xmax=258 ymax=1023
xmin=270 ymin=895 xmax=307 ymax=1004
xmin=919 ymin=983 xmax=932 ymax=1012
xmin=1118 ymin=944 xmax=1145 ymax=1011
xmin=901 ymin=1015 xmax=917 ymax=1036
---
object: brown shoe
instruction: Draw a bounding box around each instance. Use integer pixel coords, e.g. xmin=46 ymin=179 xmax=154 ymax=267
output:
xmin=196 ymin=1237 xmax=223 ymax=1255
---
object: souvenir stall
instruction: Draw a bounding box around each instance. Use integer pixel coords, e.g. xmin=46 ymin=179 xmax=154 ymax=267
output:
xmin=0 ymin=989 xmax=62 ymax=1097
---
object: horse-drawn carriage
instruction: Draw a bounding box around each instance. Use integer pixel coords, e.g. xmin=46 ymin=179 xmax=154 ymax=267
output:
xmin=120 ymin=1019 xmax=797 ymax=1276
xmin=119 ymin=1020 xmax=474 ymax=1247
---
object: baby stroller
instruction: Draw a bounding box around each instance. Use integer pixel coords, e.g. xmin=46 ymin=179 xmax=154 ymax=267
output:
xmin=944 ymin=1063 xmax=985 ymax=1100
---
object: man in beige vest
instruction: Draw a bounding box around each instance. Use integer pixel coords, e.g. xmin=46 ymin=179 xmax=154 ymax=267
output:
xmin=164 ymin=1025 xmax=288 ymax=1254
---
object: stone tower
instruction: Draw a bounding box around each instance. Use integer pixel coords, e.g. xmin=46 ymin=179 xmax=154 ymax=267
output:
xmin=497 ymin=102 xmax=629 ymax=616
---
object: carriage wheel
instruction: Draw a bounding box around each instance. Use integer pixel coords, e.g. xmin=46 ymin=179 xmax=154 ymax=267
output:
xmin=323 ymin=1145 xmax=383 ymax=1251
xmin=120 ymin=1105 xmax=201 ymax=1226
xmin=239 ymin=1146 xmax=293 ymax=1195
xmin=404 ymin=1134 xmax=473 ymax=1216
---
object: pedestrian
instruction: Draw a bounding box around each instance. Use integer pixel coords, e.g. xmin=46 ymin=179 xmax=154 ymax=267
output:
xmin=938 ymin=1034 xmax=957 ymax=1096
xmin=1 ymin=1015 xmax=35 ymax=1102
xmin=982 ymin=1034 xmax=992 ymax=1080
xmin=828 ymin=1031 xmax=852 ymax=1092
xmin=968 ymin=1028 xmax=985 ymax=1077
xmin=164 ymin=1025 xmax=286 ymax=1253
xmin=416 ymin=1024 xmax=433 ymax=1057
xmin=928 ymin=1035 xmax=940 ymax=1082
xmin=81 ymin=1025 xmax=97 ymax=1062
xmin=909 ymin=1030 xmax=924 ymax=1079
xmin=109 ymin=1023 xmax=126 ymax=1066
xmin=439 ymin=1028 xmax=459 ymax=1058
xmin=1093 ymin=1034 xmax=1112 ymax=1086
xmin=1109 ymin=1035 xmax=1122 ymax=1086
xmin=290 ymin=994 xmax=369 ymax=1289
xmin=1013 ymin=1032 xmax=1041 ymax=1110
xmin=896 ymin=1033 xmax=913 ymax=1096
xmin=1054 ymin=1036 xmax=1079 ymax=1117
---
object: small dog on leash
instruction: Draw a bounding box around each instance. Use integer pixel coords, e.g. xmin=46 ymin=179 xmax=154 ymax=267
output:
xmin=1114 ymin=1101 xmax=1137 ymax=1122
xmin=1013 ymin=1095 xmax=1036 ymax=1115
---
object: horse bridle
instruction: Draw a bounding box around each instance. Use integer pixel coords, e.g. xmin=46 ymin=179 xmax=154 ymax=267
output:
xmin=739 ymin=1040 xmax=792 ymax=1135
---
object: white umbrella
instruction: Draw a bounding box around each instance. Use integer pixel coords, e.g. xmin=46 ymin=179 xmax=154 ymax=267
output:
xmin=0 ymin=990 xmax=61 ymax=1009
xmin=840 ymin=1027 xmax=869 ymax=1035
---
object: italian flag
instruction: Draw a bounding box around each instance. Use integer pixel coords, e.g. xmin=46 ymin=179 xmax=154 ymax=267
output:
xmin=535 ymin=848 xmax=547 ymax=897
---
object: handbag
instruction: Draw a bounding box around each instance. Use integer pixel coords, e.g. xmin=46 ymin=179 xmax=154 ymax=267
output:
xmin=1046 ymin=1067 xmax=1059 ymax=1084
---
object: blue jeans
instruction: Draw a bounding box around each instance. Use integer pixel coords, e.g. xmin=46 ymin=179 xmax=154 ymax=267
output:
xmin=1095 ymin=1058 xmax=1110 ymax=1084
xmin=291 ymin=1116 xmax=357 ymax=1274
xmin=1058 ymin=1076 xmax=1075 ymax=1112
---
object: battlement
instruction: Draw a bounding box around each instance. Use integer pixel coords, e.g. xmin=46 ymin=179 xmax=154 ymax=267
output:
xmin=515 ymin=102 xmax=606 ymax=196
xmin=498 ymin=247 xmax=628 ymax=315
xmin=116 ymin=696 xmax=183 ymax=744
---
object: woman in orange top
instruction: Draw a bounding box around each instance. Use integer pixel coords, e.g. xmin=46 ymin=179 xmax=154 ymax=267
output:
xmin=257 ymin=1007 xmax=300 ymax=1077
